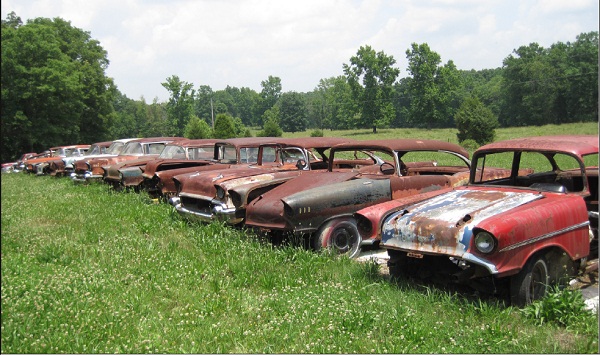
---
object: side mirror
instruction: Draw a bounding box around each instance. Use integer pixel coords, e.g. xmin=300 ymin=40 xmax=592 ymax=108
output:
xmin=296 ymin=159 xmax=308 ymax=170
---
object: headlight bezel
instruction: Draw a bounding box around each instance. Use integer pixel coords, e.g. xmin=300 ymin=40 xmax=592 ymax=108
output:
xmin=473 ymin=229 xmax=497 ymax=254
xmin=215 ymin=185 xmax=226 ymax=200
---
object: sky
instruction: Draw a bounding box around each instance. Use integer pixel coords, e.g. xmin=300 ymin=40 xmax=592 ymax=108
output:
xmin=2 ymin=0 xmax=598 ymax=103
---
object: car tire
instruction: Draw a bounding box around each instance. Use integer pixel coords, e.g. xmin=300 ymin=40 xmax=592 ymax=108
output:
xmin=313 ymin=218 xmax=361 ymax=258
xmin=510 ymin=255 xmax=549 ymax=307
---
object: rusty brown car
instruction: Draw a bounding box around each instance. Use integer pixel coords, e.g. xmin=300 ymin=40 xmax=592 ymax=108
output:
xmin=170 ymin=137 xmax=353 ymax=225
xmin=103 ymin=139 xmax=219 ymax=191
xmin=47 ymin=141 xmax=113 ymax=177
xmin=72 ymin=137 xmax=185 ymax=183
xmin=145 ymin=137 xmax=303 ymax=201
xmin=243 ymin=139 xmax=479 ymax=258
xmin=25 ymin=145 xmax=90 ymax=175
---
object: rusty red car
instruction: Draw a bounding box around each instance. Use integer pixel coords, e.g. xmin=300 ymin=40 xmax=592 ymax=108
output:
xmin=243 ymin=139 xmax=482 ymax=258
xmin=103 ymin=139 xmax=219 ymax=191
xmin=170 ymin=137 xmax=353 ymax=225
xmin=354 ymin=135 xmax=598 ymax=306
xmin=72 ymin=137 xmax=185 ymax=183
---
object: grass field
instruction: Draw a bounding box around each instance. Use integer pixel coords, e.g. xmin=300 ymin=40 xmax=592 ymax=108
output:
xmin=280 ymin=122 xmax=599 ymax=154
xmin=2 ymin=124 xmax=599 ymax=353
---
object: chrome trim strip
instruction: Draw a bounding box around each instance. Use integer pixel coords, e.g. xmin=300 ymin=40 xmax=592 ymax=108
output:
xmin=499 ymin=221 xmax=590 ymax=252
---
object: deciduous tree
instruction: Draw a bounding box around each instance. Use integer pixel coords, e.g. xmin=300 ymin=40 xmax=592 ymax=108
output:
xmin=279 ymin=92 xmax=308 ymax=133
xmin=405 ymin=43 xmax=462 ymax=129
xmin=343 ymin=46 xmax=399 ymax=133
xmin=162 ymin=75 xmax=195 ymax=136
xmin=1 ymin=12 xmax=115 ymax=161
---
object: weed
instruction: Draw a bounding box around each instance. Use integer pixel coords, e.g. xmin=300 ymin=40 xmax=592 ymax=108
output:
xmin=521 ymin=285 xmax=597 ymax=331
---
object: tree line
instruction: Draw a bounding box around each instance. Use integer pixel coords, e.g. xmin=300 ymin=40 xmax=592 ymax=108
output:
xmin=1 ymin=11 xmax=598 ymax=162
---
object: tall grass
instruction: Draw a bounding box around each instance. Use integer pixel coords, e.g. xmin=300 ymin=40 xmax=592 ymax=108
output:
xmin=3 ymin=125 xmax=599 ymax=353
xmin=2 ymin=174 xmax=598 ymax=353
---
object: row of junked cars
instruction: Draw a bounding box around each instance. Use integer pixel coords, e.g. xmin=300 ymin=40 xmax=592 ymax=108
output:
xmin=6 ymin=134 xmax=598 ymax=306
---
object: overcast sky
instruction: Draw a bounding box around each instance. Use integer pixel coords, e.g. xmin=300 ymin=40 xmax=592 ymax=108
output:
xmin=2 ymin=0 xmax=598 ymax=102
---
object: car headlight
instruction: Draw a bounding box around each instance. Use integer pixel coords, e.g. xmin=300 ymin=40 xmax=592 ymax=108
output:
xmin=215 ymin=185 xmax=226 ymax=200
xmin=474 ymin=230 xmax=496 ymax=254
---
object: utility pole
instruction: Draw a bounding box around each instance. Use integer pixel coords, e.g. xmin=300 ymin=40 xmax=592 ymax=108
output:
xmin=210 ymin=98 xmax=214 ymax=129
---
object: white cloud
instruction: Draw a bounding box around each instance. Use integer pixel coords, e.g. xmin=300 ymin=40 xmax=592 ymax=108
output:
xmin=2 ymin=0 xmax=597 ymax=101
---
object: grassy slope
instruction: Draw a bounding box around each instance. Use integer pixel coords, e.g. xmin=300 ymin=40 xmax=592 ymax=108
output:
xmin=2 ymin=123 xmax=598 ymax=353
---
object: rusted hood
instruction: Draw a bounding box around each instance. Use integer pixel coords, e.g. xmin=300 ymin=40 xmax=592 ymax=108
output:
xmin=104 ymin=156 xmax=157 ymax=178
xmin=220 ymin=169 xmax=304 ymax=191
xmin=117 ymin=156 xmax=158 ymax=170
xmin=283 ymin=178 xmax=390 ymax=217
xmin=160 ymin=164 xmax=235 ymax=184
xmin=177 ymin=166 xmax=265 ymax=197
xmin=143 ymin=159 xmax=214 ymax=178
xmin=282 ymin=178 xmax=392 ymax=232
xmin=381 ymin=188 xmax=544 ymax=257
xmin=228 ymin=170 xmax=317 ymax=208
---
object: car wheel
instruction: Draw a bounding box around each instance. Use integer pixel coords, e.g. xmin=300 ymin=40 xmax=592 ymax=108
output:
xmin=510 ymin=255 xmax=549 ymax=307
xmin=314 ymin=218 xmax=361 ymax=258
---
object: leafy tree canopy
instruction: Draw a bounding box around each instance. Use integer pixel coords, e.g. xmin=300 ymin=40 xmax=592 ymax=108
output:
xmin=1 ymin=12 xmax=116 ymax=161
xmin=343 ymin=45 xmax=399 ymax=133
xmin=279 ymin=92 xmax=308 ymax=133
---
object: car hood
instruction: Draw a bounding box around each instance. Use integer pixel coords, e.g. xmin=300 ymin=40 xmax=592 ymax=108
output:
xmin=142 ymin=159 xmax=214 ymax=178
xmin=104 ymin=156 xmax=158 ymax=178
xmin=381 ymin=188 xmax=543 ymax=257
xmin=177 ymin=166 xmax=264 ymax=197
xmin=160 ymin=164 xmax=235 ymax=184
xmin=71 ymin=153 xmax=117 ymax=163
xmin=244 ymin=171 xmax=361 ymax=229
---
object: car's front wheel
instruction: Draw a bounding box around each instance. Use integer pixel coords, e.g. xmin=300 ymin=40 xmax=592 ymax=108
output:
xmin=510 ymin=255 xmax=549 ymax=307
xmin=313 ymin=218 xmax=361 ymax=258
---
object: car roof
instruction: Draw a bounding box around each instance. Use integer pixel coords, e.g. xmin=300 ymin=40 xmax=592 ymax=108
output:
xmin=216 ymin=137 xmax=288 ymax=147
xmin=477 ymin=135 xmax=599 ymax=157
xmin=168 ymin=139 xmax=221 ymax=147
xmin=331 ymin=139 xmax=469 ymax=157
xmin=54 ymin=144 xmax=90 ymax=149
xmin=127 ymin=137 xmax=187 ymax=143
xmin=92 ymin=141 xmax=115 ymax=147
xmin=113 ymin=138 xmax=139 ymax=143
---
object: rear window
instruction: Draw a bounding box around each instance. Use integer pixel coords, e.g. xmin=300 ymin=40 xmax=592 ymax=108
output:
xmin=146 ymin=143 xmax=166 ymax=155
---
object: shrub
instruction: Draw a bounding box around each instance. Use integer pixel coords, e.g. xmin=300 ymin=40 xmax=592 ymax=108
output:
xmin=213 ymin=113 xmax=237 ymax=139
xmin=310 ymin=129 xmax=324 ymax=137
xmin=460 ymin=139 xmax=479 ymax=152
xmin=184 ymin=116 xmax=212 ymax=139
xmin=455 ymin=97 xmax=499 ymax=145
xmin=257 ymin=116 xmax=283 ymax=137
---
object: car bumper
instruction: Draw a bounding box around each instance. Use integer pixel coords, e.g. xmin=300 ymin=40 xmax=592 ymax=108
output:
xmin=71 ymin=171 xmax=103 ymax=183
xmin=169 ymin=196 xmax=242 ymax=225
